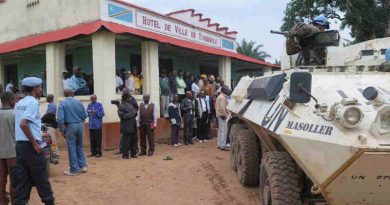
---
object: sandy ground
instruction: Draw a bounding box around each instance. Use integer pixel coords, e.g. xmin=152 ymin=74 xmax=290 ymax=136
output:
xmin=29 ymin=138 xmax=260 ymax=205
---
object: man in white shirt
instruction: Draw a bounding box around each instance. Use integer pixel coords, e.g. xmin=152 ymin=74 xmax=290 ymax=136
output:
xmin=136 ymin=94 xmax=157 ymax=156
xmin=124 ymin=71 xmax=135 ymax=94
xmin=62 ymin=70 xmax=70 ymax=90
xmin=197 ymin=91 xmax=210 ymax=142
xmin=191 ymin=77 xmax=200 ymax=98
xmin=5 ymin=80 xmax=15 ymax=93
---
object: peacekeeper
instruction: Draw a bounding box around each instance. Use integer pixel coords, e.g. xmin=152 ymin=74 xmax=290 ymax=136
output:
xmin=13 ymin=77 xmax=55 ymax=205
xmin=287 ymin=15 xmax=330 ymax=65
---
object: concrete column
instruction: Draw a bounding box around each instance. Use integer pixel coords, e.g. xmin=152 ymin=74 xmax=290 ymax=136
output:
xmin=92 ymin=31 xmax=117 ymax=122
xmin=46 ymin=43 xmax=65 ymax=99
xmin=218 ymin=56 xmax=232 ymax=88
xmin=141 ymin=41 xmax=160 ymax=117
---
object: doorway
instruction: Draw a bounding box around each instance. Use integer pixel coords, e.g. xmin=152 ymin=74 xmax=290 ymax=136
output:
xmin=4 ymin=64 xmax=18 ymax=87
xmin=159 ymin=58 xmax=173 ymax=73
xmin=130 ymin=54 xmax=142 ymax=71
xmin=200 ymin=65 xmax=218 ymax=78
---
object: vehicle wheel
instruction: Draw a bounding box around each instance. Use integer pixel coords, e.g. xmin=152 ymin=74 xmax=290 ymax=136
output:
xmin=230 ymin=124 xmax=245 ymax=171
xmin=260 ymin=152 xmax=302 ymax=205
xmin=235 ymin=129 xmax=260 ymax=186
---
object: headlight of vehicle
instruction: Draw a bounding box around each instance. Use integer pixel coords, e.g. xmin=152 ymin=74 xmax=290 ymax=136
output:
xmin=380 ymin=110 xmax=390 ymax=129
xmin=329 ymin=98 xmax=364 ymax=129
xmin=341 ymin=107 xmax=363 ymax=128
xmin=370 ymin=106 xmax=390 ymax=138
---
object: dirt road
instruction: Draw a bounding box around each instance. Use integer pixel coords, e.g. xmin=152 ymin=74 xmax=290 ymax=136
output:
xmin=30 ymin=138 xmax=259 ymax=205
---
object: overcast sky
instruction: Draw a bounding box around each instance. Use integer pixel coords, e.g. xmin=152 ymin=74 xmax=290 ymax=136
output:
xmin=125 ymin=0 xmax=350 ymax=63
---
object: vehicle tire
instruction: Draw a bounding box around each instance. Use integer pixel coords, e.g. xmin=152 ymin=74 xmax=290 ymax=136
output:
xmin=229 ymin=124 xmax=245 ymax=171
xmin=235 ymin=129 xmax=260 ymax=186
xmin=260 ymin=151 xmax=302 ymax=205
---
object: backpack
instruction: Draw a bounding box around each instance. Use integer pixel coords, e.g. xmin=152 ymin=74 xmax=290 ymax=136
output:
xmin=286 ymin=23 xmax=320 ymax=55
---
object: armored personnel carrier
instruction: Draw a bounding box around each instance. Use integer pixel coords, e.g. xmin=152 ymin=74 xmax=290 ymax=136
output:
xmin=227 ymin=32 xmax=390 ymax=205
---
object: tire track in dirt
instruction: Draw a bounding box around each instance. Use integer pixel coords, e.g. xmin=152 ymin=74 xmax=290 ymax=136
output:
xmin=202 ymin=161 xmax=246 ymax=205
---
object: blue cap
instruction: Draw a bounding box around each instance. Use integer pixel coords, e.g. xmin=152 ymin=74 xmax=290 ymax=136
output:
xmin=313 ymin=15 xmax=330 ymax=29
xmin=21 ymin=77 xmax=42 ymax=87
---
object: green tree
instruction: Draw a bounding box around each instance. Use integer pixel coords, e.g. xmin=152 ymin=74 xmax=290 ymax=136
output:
xmin=281 ymin=0 xmax=390 ymax=42
xmin=237 ymin=39 xmax=271 ymax=60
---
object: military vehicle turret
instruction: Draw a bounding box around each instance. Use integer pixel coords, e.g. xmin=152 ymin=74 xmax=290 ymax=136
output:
xmin=227 ymin=31 xmax=390 ymax=204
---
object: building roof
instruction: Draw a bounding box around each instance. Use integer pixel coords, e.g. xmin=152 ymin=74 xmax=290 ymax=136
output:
xmin=112 ymin=0 xmax=238 ymax=40
xmin=0 ymin=0 xmax=279 ymax=69
xmin=0 ymin=20 xmax=278 ymax=68
xmin=166 ymin=8 xmax=238 ymax=38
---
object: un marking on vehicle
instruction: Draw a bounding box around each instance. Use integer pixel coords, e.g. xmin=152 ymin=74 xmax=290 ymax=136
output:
xmin=261 ymin=96 xmax=288 ymax=132
xmin=351 ymin=175 xmax=390 ymax=180
xmin=377 ymin=175 xmax=390 ymax=180
xmin=351 ymin=175 xmax=365 ymax=180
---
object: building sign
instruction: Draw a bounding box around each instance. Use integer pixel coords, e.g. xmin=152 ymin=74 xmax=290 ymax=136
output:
xmin=136 ymin=11 xmax=221 ymax=48
xmin=104 ymin=1 xmax=236 ymax=51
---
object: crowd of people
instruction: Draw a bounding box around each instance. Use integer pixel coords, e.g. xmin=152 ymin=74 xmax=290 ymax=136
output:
xmin=1 ymin=67 xmax=96 ymax=97
xmin=0 ymin=67 xmax=232 ymax=204
xmin=115 ymin=67 xmax=143 ymax=95
xmin=160 ymin=69 xmax=230 ymax=150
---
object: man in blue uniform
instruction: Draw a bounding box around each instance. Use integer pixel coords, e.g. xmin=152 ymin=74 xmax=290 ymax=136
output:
xmin=13 ymin=77 xmax=55 ymax=205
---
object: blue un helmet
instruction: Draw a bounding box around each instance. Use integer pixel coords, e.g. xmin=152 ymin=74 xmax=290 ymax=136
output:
xmin=313 ymin=15 xmax=330 ymax=29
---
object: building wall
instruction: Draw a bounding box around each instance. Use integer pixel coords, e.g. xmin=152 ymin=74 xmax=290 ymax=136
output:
xmin=116 ymin=45 xmax=202 ymax=75
xmin=0 ymin=0 xmax=101 ymax=44
xmin=231 ymin=66 xmax=240 ymax=86
xmin=172 ymin=55 xmax=201 ymax=75
xmin=115 ymin=45 xmax=141 ymax=70
xmin=2 ymin=55 xmax=46 ymax=85
xmin=67 ymin=47 xmax=94 ymax=74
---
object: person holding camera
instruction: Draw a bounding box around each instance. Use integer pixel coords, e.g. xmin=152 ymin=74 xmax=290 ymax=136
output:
xmin=118 ymin=93 xmax=138 ymax=159
xmin=136 ymin=94 xmax=157 ymax=156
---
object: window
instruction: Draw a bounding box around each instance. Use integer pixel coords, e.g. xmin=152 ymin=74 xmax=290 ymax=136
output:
xmin=361 ymin=50 xmax=374 ymax=56
xmin=200 ymin=65 xmax=218 ymax=77
xmin=129 ymin=54 xmax=142 ymax=95
xmin=159 ymin=58 xmax=173 ymax=73
xmin=65 ymin=55 xmax=73 ymax=73
xmin=130 ymin=54 xmax=141 ymax=69
xmin=4 ymin=64 xmax=19 ymax=93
